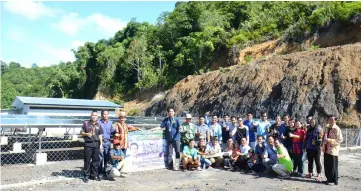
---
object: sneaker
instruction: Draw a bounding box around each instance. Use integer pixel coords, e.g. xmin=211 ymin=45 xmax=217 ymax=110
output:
xmin=305 ymin=174 xmax=312 ymax=178
xmin=83 ymin=177 xmax=89 ymax=183
xmin=119 ymin=173 xmax=128 ymax=178
xmin=96 ymin=176 xmax=101 ymax=181
xmin=207 ymin=166 xmax=213 ymax=170
xmin=197 ymin=167 xmax=202 ymax=171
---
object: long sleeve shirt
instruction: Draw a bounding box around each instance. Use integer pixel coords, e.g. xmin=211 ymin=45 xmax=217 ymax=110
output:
xmin=322 ymin=124 xmax=343 ymax=156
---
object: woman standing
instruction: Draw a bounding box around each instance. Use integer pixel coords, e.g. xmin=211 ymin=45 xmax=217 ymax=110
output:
xmin=234 ymin=117 xmax=249 ymax=145
xmin=322 ymin=115 xmax=343 ymax=185
xmin=303 ymin=119 xmax=323 ymax=181
xmin=289 ymin=120 xmax=306 ymax=176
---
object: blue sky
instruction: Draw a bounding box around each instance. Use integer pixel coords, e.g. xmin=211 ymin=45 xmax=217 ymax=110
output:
xmin=1 ymin=1 xmax=176 ymax=67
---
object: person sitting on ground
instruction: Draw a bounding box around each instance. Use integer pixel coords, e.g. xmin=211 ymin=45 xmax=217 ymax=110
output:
xmin=223 ymin=138 xmax=234 ymax=169
xmin=262 ymin=136 xmax=278 ymax=173
xmin=205 ymin=137 xmax=223 ymax=169
xmin=248 ymin=135 xmax=266 ymax=173
xmin=197 ymin=136 xmax=212 ymax=169
xmin=272 ymin=138 xmax=293 ymax=178
xmin=108 ymin=143 xmax=131 ymax=179
xmin=237 ymin=137 xmax=252 ymax=173
xmin=228 ymin=142 xmax=241 ymax=171
xmin=182 ymin=139 xmax=201 ymax=171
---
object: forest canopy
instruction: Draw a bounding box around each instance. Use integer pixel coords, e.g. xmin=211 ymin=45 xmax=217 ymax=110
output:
xmin=1 ymin=1 xmax=361 ymax=109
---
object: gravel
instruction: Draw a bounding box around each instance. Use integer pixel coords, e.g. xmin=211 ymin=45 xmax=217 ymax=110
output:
xmin=2 ymin=152 xmax=360 ymax=191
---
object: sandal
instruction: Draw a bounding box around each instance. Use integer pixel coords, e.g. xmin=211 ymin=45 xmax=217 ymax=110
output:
xmin=316 ymin=176 xmax=322 ymax=182
xmin=305 ymin=174 xmax=312 ymax=178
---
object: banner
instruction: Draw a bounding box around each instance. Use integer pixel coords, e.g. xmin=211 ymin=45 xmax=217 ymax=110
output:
xmin=125 ymin=130 xmax=167 ymax=172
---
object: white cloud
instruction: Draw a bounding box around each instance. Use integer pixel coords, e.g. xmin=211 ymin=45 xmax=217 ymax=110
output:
xmin=8 ymin=30 xmax=27 ymax=43
xmin=71 ymin=40 xmax=85 ymax=50
xmin=52 ymin=12 xmax=127 ymax=37
xmin=4 ymin=0 xmax=58 ymax=20
xmin=35 ymin=43 xmax=75 ymax=63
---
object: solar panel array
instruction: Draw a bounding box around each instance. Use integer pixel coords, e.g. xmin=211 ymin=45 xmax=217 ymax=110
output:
xmin=0 ymin=115 xmax=164 ymax=126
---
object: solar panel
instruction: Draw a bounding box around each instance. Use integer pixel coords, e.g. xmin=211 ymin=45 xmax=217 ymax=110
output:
xmin=54 ymin=119 xmax=84 ymax=124
xmin=22 ymin=118 xmax=59 ymax=125
xmin=0 ymin=118 xmax=26 ymax=125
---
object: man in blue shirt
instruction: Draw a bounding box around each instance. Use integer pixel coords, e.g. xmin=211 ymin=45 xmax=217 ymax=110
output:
xmin=108 ymin=143 xmax=131 ymax=179
xmin=256 ymin=112 xmax=271 ymax=141
xmin=160 ymin=108 xmax=181 ymax=170
xmin=262 ymin=136 xmax=278 ymax=173
xmin=243 ymin=112 xmax=256 ymax=149
xmin=208 ymin=115 xmax=222 ymax=145
xmin=97 ymin=109 xmax=115 ymax=179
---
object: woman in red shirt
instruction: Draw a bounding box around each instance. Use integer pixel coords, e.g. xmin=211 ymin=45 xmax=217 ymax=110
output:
xmin=289 ymin=120 xmax=306 ymax=176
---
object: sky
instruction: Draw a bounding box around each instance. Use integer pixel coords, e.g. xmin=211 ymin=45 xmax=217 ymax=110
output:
xmin=1 ymin=0 xmax=176 ymax=68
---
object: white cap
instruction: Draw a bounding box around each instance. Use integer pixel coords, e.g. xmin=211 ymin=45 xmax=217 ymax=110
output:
xmin=185 ymin=114 xmax=192 ymax=119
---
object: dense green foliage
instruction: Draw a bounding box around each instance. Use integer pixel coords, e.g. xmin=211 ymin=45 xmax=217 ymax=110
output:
xmin=1 ymin=1 xmax=360 ymax=109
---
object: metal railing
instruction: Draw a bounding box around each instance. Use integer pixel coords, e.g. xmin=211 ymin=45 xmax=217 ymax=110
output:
xmin=341 ymin=128 xmax=361 ymax=148
xmin=0 ymin=124 xmax=160 ymax=186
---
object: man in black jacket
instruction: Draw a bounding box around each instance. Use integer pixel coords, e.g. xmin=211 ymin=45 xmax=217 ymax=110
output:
xmin=80 ymin=110 xmax=103 ymax=183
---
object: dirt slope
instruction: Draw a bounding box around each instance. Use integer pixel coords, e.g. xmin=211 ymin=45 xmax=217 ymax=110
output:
xmin=145 ymin=43 xmax=361 ymax=127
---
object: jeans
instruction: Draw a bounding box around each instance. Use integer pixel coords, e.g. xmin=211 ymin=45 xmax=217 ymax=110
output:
xmin=167 ymin=140 xmax=180 ymax=169
xmin=262 ymin=158 xmax=277 ymax=172
xmin=98 ymin=141 xmax=111 ymax=174
xmin=200 ymin=158 xmax=212 ymax=167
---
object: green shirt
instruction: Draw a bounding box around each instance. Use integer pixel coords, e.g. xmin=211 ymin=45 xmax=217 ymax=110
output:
xmin=183 ymin=146 xmax=198 ymax=158
xmin=277 ymin=145 xmax=293 ymax=172
xmin=181 ymin=122 xmax=197 ymax=144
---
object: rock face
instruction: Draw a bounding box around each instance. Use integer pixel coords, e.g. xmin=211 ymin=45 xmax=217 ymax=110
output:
xmin=145 ymin=43 xmax=361 ymax=127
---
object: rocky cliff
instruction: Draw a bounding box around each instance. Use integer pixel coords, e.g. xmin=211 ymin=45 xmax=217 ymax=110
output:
xmin=145 ymin=43 xmax=361 ymax=127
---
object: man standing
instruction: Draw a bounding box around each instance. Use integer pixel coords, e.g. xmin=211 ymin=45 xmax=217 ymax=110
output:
xmin=269 ymin=116 xmax=282 ymax=139
xmin=209 ymin=115 xmax=223 ymax=145
xmin=244 ymin=112 xmax=256 ymax=149
xmin=160 ymin=108 xmax=181 ymax=170
xmin=220 ymin=115 xmax=231 ymax=149
xmin=180 ymin=114 xmax=197 ymax=150
xmin=279 ymin=114 xmax=290 ymax=145
xmin=196 ymin=116 xmax=210 ymax=144
xmin=322 ymin=115 xmax=343 ymax=185
xmin=81 ymin=110 xmax=103 ymax=183
xmin=98 ymin=109 xmax=114 ymax=179
xmin=256 ymin=112 xmax=271 ymax=141
xmin=114 ymin=111 xmax=141 ymax=156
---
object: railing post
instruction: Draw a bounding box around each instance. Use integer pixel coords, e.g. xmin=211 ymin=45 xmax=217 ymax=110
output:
xmin=346 ymin=128 xmax=348 ymax=148
xmin=38 ymin=130 xmax=42 ymax=154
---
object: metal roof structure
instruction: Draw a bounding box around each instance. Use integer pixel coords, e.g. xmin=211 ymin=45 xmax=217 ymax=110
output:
xmin=12 ymin=96 xmax=122 ymax=109
xmin=0 ymin=115 xmax=163 ymax=127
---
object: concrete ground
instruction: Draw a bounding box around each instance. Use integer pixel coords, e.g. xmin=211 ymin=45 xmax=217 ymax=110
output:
xmin=1 ymin=152 xmax=360 ymax=191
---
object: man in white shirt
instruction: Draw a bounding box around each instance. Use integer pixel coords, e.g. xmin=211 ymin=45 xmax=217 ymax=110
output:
xmin=238 ymin=137 xmax=251 ymax=172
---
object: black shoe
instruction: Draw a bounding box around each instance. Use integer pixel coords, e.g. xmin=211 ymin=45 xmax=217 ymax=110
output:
xmin=334 ymin=181 xmax=338 ymax=185
xmin=96 ymin=176 xmax=101 ymax=181
xmin=89 ymin=176 xmax=95 ymax=180
xmin=83 ymin=177 xmax=89 ymax=183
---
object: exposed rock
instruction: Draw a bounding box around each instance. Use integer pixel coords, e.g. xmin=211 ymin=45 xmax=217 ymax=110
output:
xmin=145 ymin=43 xmax=361 ymax=127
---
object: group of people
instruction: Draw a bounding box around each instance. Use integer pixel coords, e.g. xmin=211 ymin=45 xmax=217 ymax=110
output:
xmin=80 ymin=110 xmax=140 ymax=183
xmin=160 ymin=109 xmax=343 ymax=186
